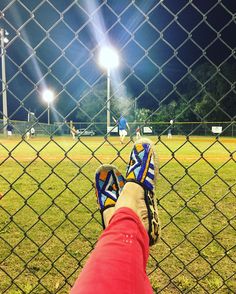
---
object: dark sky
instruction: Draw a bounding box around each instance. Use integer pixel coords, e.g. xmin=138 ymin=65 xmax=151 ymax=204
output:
xmin=0 ymin=0 xmax=235 ymax=122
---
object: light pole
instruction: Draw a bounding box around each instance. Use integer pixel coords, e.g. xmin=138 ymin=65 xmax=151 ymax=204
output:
xmin=42 ymin=89 xmax=55 ymax=125
xmin=1 ymin=28 xmax=9 ymax=134
xmin=98 ymin=46 xmax=119 ymax=133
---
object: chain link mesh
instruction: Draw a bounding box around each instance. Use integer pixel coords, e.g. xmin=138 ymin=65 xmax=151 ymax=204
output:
xmin=0 ymin=1 xmax=235 ymax=293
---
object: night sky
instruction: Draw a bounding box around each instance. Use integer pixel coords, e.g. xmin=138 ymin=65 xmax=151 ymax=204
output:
xmin=0 ymin=0 xmax=235 ymax=123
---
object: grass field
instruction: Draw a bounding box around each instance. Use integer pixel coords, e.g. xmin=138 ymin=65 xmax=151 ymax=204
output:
xmin=0 ymin=135 xmax=235 ymax=293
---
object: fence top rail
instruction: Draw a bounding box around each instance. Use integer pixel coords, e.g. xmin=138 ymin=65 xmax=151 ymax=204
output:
xmin=59 ymin=121 xmax=236 ymax=125
xmin=1 ymin=119 xmax=235 ymax=126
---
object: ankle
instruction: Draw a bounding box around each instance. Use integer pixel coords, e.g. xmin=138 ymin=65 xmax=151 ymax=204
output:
xmin=103 ymin=207 xmax=115 ymax=228
xmin=115 ymin=182 xmax=145 ymax=222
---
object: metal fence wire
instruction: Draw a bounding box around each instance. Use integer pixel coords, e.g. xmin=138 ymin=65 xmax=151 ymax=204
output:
xmin=0 ymin=0 xmax=236 ymax=293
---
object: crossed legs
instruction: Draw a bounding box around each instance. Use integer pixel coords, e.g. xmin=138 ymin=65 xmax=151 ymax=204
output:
xmin=71 ymin=139 xmax=160 ymax=294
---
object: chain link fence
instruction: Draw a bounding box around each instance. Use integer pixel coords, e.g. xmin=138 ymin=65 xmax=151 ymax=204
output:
xmin=0 ymin=1 xmax=235 ymax=293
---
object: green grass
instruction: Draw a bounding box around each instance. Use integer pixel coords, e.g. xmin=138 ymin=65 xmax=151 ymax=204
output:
xmin=0 ymin=135 xmax=235 ymax=293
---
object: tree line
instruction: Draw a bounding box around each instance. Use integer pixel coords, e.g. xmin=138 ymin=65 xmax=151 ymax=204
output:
xmin=73 ymin=62 xmax=235 ymax=125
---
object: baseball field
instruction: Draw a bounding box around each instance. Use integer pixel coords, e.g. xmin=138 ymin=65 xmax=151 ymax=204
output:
xmin=0 ymin=135 xmax=235 ymax=293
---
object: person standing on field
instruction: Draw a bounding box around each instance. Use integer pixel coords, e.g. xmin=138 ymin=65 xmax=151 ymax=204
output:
xmin=168 ymin=119 xmax=174 ymax=139
xmin=136 ymin=126 xmax=141 ymax=140
xmin=71 ymin=126 xmax=78 ymax=140
xmin=30 ymin=127 xmax=35 ymax=138
xmin=113 ymin=115 xmax=130 ymax=144
xmin=7 ymin=123 xmax=14 ymax=136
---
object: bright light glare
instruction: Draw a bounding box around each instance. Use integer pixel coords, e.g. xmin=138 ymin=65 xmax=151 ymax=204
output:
xmin=42 ymin=89 xmax=55 ymax=104
xmin=98 ymin=46 xmax=119 ymax=69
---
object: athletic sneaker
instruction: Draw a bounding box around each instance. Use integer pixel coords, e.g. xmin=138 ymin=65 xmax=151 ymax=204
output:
xmin=126 ymin=139 xmax=160 ymax=245
xmin=95 ymin=164 xmax=125 ymax=228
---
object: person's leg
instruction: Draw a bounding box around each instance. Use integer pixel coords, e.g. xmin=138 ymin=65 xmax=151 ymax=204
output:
xmin=71 ymin=207 xmax=153 ymax=294
xmin=119 ymin=130 xmax=126 ymax=144
xmin=121 ymin=134 xmax=125 ymax=144
xmin=124 ymin=139 xmax=161 ymax=245
xmin=119 ymin=131 xmax=123 ymax=144
xmin=136 ymin=132 xmax=141 ymax=140
xmin=71 ymin=139 xmax=160 ymax=293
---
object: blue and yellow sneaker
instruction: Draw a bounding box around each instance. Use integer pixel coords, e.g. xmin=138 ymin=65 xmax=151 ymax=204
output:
xmin=126 ymin=139 xmax=156 ymax=191
xmin=126 ymin=139 xmax=160 ymax=245
xmin=95 ymin=164 xmax=125 ymax=228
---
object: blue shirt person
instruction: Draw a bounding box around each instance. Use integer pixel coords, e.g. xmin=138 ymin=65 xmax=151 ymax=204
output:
xmin=119 ymin=116 xmax=128 ymax=130
xmin=113 ymin=115 xmax=129 ymax=144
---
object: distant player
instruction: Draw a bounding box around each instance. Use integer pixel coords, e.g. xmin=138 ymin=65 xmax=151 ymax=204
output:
xmin=30 ymin=127 xmax=35 ymax=138
xmin=7 ymin=123 xmax=14 ymax=136
xmin=113 ymin=115 xmax=130 ymax=144
xmin=71 ymin=126 xmax=78 ymax=140
xmin=136 ymin=126 xmax=141 ymax=140
xmin=26 ymin=131 xmax=30 ymax=140
xmin=168 ymin=119 xmax=174 ymax=139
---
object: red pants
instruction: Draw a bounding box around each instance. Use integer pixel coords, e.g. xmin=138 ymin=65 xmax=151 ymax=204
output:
xmin=71 ymin=208 xmax=153 ymax=294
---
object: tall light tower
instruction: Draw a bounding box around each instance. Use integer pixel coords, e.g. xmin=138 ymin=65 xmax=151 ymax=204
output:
xmin=98 ymin=46 xmax=119 ymax=133
xmin=42 ymin=89 xmax=55 ymax=125
xmin=1 ymin=28 xmax=9 ymax=134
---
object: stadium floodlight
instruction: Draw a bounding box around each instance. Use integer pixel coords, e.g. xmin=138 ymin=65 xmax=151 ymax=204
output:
xmin=98 ymin=46 xmax=119 ymax=133
xmin=42 ymin=89 xmax=55 ymax=125
xmin=98 ymin=46 xmax=119 ymax=70
xmin=1 ymin=28 xmax=9 ymax=135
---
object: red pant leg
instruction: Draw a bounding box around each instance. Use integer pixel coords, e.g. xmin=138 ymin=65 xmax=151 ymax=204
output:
xmin=71 ymin=208 xmax=153 ymax=294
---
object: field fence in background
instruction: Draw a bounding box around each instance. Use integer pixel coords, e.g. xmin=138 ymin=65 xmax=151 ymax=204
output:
xmin=0 ymin=0 xmax=235 ymax=293
xmin=1 ymin=119 xmax=236 ymax=138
